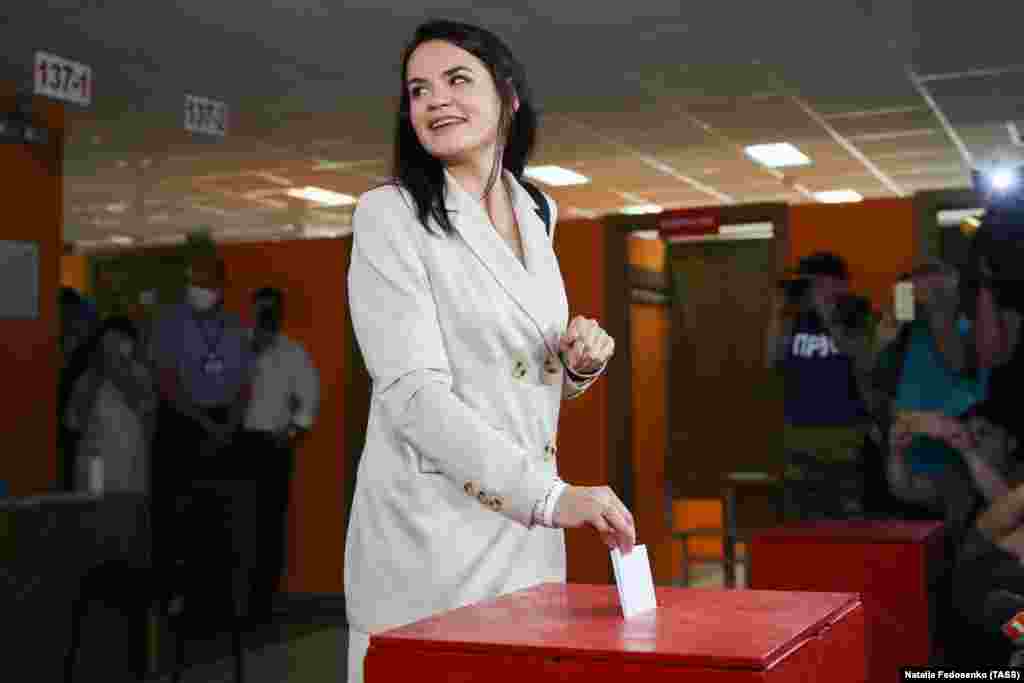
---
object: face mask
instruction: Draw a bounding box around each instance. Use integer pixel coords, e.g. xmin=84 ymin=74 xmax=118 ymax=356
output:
xmin=188 ymin=286 xmax=220 ymax=312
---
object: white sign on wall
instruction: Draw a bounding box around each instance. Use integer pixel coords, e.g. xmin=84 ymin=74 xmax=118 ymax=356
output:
xmin=0 ymin=241 xmax=39 ymax=319
xmin=34 ymin=52 xmax=92 ymax=106
xmin=184 ymin=94 xmax=228 ymax=137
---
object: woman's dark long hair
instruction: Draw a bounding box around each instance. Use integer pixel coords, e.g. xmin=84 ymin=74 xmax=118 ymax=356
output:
xmin=393 ymin=19 xmax=539 ymax=236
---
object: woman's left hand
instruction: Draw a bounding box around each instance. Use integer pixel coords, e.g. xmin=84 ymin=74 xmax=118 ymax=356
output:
xmin=559 ymin=316 xmax=615 ymax=374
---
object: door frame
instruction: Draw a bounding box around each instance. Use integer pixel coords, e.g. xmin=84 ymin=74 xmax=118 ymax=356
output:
xmin=605 ymin=204 xmax=789 ymax=582
xmin=608 ymin=202 xmax=789 ymax=495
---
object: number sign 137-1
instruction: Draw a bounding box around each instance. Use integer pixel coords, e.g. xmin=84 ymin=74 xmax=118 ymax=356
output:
xmin=185 ymin=94 xmax=228 ymax=137
xmin=35 ymin=52 xmax=92 ymax=106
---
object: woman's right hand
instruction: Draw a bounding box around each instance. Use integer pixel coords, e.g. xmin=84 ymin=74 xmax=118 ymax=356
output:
xmin=553 ymin=485 xmax=636 ymax=554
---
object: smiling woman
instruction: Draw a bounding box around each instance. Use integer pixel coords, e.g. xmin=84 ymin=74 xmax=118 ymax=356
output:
xmin=344 ymin=19 xmax=630 ymax=683
xmin=392 ymin=19 xmax=538 ymax=236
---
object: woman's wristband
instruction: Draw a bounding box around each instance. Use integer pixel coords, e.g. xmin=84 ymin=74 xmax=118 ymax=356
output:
xmin=542 ymin=481 xmax=569 ymax=528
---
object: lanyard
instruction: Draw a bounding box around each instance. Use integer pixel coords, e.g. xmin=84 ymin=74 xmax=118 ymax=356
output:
xmin=191 ymin=313 xmax=225 ymax=357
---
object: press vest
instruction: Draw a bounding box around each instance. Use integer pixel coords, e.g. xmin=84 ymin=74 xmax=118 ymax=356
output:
xmin=783 ymin=310 xmax=867 ymax=426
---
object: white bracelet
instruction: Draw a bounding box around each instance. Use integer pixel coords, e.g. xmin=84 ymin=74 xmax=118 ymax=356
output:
xmin=542 ymin=481 xmax=568 ymax=528
xmin=532 ymin=495 xmax=546 ymax=527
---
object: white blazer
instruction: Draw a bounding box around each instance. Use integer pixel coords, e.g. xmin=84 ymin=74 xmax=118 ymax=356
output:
xmin=345 ymin=169 xmax=604 ymax=634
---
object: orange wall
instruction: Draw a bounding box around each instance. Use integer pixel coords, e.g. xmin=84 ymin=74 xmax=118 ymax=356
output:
xmin=630 ymin=300 xmax=672 ymax=583
xmin=628 ymin=236 xmax=666 ymax=272
xmin=218 ymin=238 xmax=347 ymax=594
xmin=61 ymin=254 xmax=89 ymax=292
xmin=0 ymin=90 xmax=63 ymax=496
xmin=626 ymin=235 xmax=672 ymax=583
xmin=553 ymin=218 xmax=614 ymax=584
xmin=788 ymin=198 xmax=916 ymax=311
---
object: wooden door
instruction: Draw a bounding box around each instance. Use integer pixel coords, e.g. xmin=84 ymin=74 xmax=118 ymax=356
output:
xmin=667 ymin=239 xmax=783 ymax=505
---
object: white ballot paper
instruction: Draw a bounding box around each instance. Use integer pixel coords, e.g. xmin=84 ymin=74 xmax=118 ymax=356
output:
xmin=610 ymin=545 xmax=657 ymax=618
xmin=894 ymin=281 xmax=915 ymax=322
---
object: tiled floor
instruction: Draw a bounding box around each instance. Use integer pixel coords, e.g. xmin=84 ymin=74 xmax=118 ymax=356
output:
xmin=164 ymin=625 xmax=346 ymax=683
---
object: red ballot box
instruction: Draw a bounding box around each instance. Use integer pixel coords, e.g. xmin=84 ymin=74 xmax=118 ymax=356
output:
xmin=749 ymin=521 xmax=944 ymax=682
xmin=365 ymin=582 xmax=866 ymax=682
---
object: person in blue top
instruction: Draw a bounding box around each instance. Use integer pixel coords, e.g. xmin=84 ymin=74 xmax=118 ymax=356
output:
xmin=877 ymin=262 xmax=990 ymax=515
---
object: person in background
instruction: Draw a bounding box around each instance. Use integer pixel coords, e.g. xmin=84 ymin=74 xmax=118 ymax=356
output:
xmin=58 ymin=287 xmax=101 ymax=491
xmin=64 ymin=316 xmax=155 ymax=494
xmin=237 ymin=286 xmax=319 ymax=624
xmin=935 ymin=204 xmax=1024 ymax=666
xmin=129 ymin=288 xmax=160 ymax=357
xmin=767 ymin=251 xmax=877 ymax=521
xmin=147 ymin=254 xmax=253 ymax=566
xmin=59 ymin=287 xmax=99 ymax=369
xmin=875 ymin=262 xmax=989 ymax=516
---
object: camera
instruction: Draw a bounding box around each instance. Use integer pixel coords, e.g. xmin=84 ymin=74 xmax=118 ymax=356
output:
xmin=776 ymin=274 xmax=871 ymax=329
xmin=777 ymin=276 xmax=812 ymax=305
xmin=834 ymin=293 xmax=872 ymax=330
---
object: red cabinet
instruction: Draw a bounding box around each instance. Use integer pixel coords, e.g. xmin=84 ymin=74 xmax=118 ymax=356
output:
xmin=750 ymin=521 xmax=944 ymax=682
xmin=365 ymin=582 xmax=865 ymax=682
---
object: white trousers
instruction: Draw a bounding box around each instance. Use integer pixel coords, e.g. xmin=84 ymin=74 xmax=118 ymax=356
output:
xmin=347 ymin=628 xmax=370 ymax=683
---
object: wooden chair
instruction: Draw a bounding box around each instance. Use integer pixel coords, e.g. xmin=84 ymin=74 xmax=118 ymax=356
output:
xmin=665 ymin=484 xmax=725 ymax=586
xmin=720 ymin=471 xmax=783 ymax=588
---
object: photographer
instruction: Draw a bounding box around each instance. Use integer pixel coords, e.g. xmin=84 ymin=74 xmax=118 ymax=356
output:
xmin=767 ymin=252 xmax=877 ymax=521
xmin=945 ymin=182 xmax=1024 ymax=665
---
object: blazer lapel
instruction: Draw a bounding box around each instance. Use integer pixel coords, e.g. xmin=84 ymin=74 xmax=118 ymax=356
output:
xmin=445 ymin=170 xmax=564 ymax=347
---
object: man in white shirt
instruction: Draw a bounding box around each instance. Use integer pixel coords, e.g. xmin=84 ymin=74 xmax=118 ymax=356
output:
xmin=238 ymin=287 xmax=319 ymax=623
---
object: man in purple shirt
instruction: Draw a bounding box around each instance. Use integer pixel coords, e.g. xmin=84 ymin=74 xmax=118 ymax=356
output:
xmin=148 ymin=254 xmax=253 ymax=574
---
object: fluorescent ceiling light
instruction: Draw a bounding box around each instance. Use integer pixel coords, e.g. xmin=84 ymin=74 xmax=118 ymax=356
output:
xmin=109 ymin=235 xmax=135 ymax=245
xmin=631 ymin=229 xmax=660 ymax=240
xmin=566 ymin=207 xmax=599 ymax=219
xmin=304 ymin=225 xmax=351 ymax=239
xmin=620 ymin=204 xmax=663 ymax=215
xmin=744 ymin=143 xmax=811 ymax=168
xmin=105 ymin=201 xmax=129 ymax=214
xmin=814 ymin=190 xmax=863 ymax=204
xmin=938 ymin=208 xmax=984 ymax=227
xmin=285 ymin=186 xmax=356 ymax=207
xmin=719 ymin=222 xmax=774 ymax=237
xmin=255 ymin=172 xmax=293 ymax=187
xmin=523 ymin=165 xmax=590 ymax=186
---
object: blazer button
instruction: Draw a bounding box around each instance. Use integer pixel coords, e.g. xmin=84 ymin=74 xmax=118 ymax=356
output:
xmin=464 ymin=481 xmax=478 ymax=497
xmin=477 ymin=490 xmax=491 ymax=506
xmin=489 ymin=497 xmax=503 ymax=512
xmin=512 ymin=359 xmax=528 ymax=380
